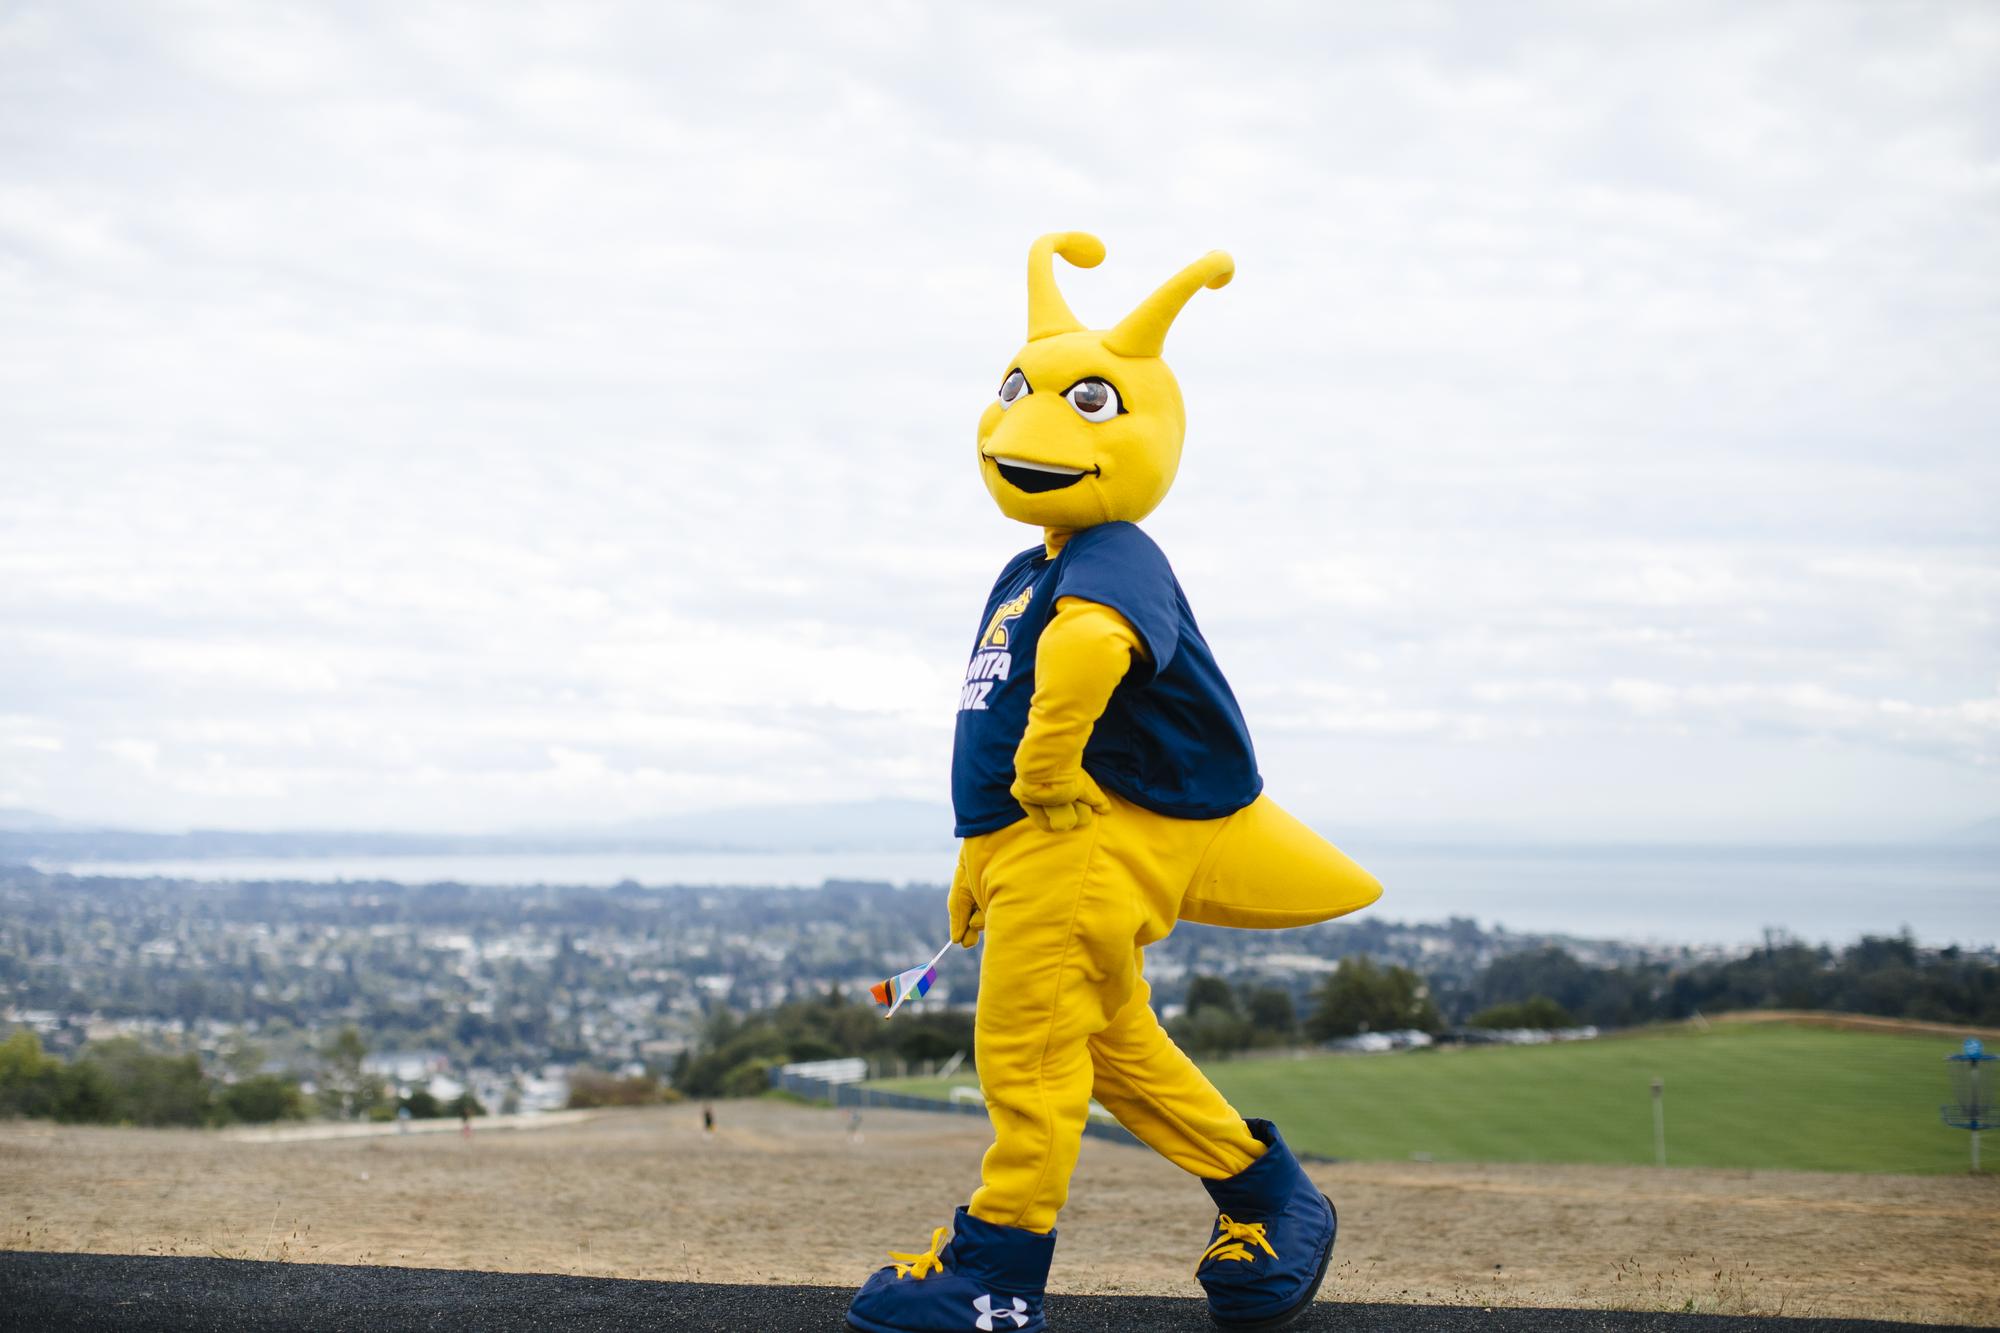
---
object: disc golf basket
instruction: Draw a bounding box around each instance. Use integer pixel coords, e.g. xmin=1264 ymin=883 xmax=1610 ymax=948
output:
xmin=1940 ymin=1038 xmax=1995 ymax=1172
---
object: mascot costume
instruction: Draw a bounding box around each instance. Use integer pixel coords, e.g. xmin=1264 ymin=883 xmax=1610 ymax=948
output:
xmin=848 ymin=235 xmax=1383 ymax=1333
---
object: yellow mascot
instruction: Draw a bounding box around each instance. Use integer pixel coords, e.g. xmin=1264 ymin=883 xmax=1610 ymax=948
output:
xmin=848 ymin=235 xmax=1382 ymax=1333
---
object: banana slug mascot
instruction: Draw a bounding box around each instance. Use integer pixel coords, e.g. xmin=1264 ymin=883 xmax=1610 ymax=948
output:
xmin=848 ymin=235 xmax=1383 ymax=1333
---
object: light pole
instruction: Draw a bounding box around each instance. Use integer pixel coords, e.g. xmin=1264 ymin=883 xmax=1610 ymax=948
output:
xmin=1651 ymin=1076 xmax=1666 ymax=1168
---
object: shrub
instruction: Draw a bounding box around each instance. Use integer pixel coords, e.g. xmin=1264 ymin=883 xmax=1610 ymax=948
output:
xmin=1468 ymin=996 xmax=1576 ymax=1029
xmin=218 ymin=1074 xmax=306 ymax=1124
xmin=720 ymin=1058 xmax=777 ymax=1099
xmin=76 ymin=1038 xmax=210 ymax=1127
xmin=567 ymin=1069 xmax=675 ymax=1108
xmin=1170 ymin=1007 xmax=1255 ymax=1057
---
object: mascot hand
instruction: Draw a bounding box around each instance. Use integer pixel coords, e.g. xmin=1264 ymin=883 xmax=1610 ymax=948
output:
xmin=1011 ymin=770 xmax=1111 ymax=834
xmin=947 ymin=844 xmax=982 ymax=948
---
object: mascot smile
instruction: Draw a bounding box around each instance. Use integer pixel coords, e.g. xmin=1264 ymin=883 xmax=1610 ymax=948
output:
xmin=849 ymin=234 xmax=1384 ymax=1333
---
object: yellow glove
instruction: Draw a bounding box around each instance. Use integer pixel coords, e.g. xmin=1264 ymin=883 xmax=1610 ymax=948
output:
xmin=1010 ymin=596 xmax=1142 ymax=834
xmin=1010 ymin=769 xmax=1112 ymax=833
xmin=946 ymin=843 xmax=982 ymax=947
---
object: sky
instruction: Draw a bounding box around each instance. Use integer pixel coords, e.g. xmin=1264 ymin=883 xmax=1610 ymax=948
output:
xmin=1 ymin=1 xmax=1996 ymax=841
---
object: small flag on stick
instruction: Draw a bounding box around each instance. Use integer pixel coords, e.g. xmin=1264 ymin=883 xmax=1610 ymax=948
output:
xmin=870 ymin=940 xmax=952 ymax=1019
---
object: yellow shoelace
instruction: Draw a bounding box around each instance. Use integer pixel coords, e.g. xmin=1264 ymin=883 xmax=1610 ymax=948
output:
xmin=1200 ymin=1214 xmax=1278 ymax=1266
xmin=889 ymin=1226 xmax=950 ymax=1279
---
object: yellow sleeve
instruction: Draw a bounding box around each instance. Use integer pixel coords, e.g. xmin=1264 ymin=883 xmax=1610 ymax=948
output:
xmin=1010 ymin=595 xmax=1146 ymax=804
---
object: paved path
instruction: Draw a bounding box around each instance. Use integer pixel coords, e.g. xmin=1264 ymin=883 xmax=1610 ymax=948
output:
xmin=0 ymin=1252 xmax=1978 ymax=1332
xmin=217 ymin=1109 xmax=601 ymax=1144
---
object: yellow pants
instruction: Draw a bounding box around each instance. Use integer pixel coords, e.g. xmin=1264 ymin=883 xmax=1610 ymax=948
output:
xmin=964 ymin=792 xmax=1381 ymax=1233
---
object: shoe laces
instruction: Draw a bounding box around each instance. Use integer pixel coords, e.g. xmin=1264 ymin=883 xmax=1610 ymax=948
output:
xmin=888 ymin=1225 xmax=950 ymax=1280
xmin=1200 ymin=1213 xmax=1278 ymax=1267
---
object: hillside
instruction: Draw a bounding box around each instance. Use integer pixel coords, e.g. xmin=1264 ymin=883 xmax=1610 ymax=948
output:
xmin=875 ymin=1020 xmax=1985 ymax=1174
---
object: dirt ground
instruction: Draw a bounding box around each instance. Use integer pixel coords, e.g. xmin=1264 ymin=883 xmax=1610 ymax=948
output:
xmin=2 ymin=1101 xmax=1993 ymax=1325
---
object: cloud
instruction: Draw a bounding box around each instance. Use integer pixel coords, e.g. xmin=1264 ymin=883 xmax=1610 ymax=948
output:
xmin=0 ymin=1 xmax=1995 ymax=836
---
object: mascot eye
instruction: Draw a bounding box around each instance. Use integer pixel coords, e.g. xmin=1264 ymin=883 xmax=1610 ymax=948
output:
xmin=1064 ymin=378 xmax=1121 ymax=422
xmin=998 ymin=369 xmax=1030 ymax=408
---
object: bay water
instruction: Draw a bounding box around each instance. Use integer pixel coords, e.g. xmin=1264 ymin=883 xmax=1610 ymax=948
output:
xmin=33 ymin=842 xmax=1995 ymax=949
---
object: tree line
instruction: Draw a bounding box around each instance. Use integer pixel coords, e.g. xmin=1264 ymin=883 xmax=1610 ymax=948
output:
xmin=673 ymin=932 xmax=2000 ymax=1074
xmin=11 ymin=931 xmax=1989 ymax=1118
xmin=1460 ymin=934 xmax=1999 ymax=1030
xmin=672 ymin=989 xmax=975 ymax=1098
xmin=0 ymin=1028 xmax=304 ymax=1127
xmin=0 ymin=1025 xmax=496 ymax=1127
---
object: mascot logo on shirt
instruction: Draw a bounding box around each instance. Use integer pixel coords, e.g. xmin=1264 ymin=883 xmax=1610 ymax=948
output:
xmin=961 ymin=586 xmax=1032 ymax=712
xmin=979 ymin=586 xmax=1035 ymax=649
xmin=976 ymin=232 xmax=1232 ymax=532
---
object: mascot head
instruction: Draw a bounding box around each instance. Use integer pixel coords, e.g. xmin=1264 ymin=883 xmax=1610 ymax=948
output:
xmin=977 ymin=232 xmax=1233 ymax=530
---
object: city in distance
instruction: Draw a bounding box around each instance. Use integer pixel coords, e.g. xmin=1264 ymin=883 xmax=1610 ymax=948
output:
xmin=6 ymin=800 xmax=1995 ymax=949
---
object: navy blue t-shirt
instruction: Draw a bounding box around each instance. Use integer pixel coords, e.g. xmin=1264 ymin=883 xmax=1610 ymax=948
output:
xmin=950 ymin=521 xmax=1263 ymax=836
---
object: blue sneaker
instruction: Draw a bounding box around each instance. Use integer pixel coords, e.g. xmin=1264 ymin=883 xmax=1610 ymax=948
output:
xmin=846 ymin=1206 xmax=1052 ymax=1333
xmin=1196 ymin=1120 xmax=1336 ymax=1330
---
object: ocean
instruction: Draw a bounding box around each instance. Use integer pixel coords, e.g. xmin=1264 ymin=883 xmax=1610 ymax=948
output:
xmin=31 ymin=842 xmax=1997 ymax=950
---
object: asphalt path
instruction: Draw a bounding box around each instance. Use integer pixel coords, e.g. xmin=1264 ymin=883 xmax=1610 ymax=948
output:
xmin=0 ymin=1252 xmax=1979 ymax=1333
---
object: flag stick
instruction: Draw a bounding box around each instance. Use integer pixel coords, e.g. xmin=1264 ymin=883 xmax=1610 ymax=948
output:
xmin=884 ymin=939 xmax=954 ymax=1020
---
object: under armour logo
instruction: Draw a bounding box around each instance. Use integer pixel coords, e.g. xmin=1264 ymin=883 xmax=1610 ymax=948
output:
xmin=972 ymin=1292 xmax=1029 ymax=1330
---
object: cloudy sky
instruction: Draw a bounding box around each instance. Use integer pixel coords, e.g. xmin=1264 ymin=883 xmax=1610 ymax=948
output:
xmin=2 ymin=1 xmax=1995 ymax=840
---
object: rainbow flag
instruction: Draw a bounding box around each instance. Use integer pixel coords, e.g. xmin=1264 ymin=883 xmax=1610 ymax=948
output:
xmin=870 ymin=941 xmax=952 ymax=1019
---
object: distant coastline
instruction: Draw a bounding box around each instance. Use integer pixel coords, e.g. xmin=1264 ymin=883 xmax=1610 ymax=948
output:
xmin=13 ymin=839 xmax=1996 ymax=950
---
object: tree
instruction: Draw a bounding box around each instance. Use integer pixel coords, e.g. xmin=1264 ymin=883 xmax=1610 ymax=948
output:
xmin=317 ymin=1026 xmax=384 ymax=1120
xmin=1471 ymin=946 xmax=1663 ymax=1027
xmin=81 ymin=1038 xmax=209 ymax=1126
xmin=1306 ymin=956 xmax=1442 ymax=1040
xmin=218 ymin=1037 xmax=267 ymax=1081
xmin=0 ymin=1028 xmax=61 ymax=1118
xmin=1474 ymin=947 xmax=1601 ymax=1017
xmin=671 ymin=989 xmax=976 ymax=1096
xmin=1245 ymin=987 xmax=1297 ymax=1039
xmin=1170 ymin=1007 xmax=1253 ymax=1057
xmin=895 ymin=1012 xmax=974 ymax=1064
xmin=1185 ymin=976 xmax=1238 ymax=1019
xmin=54 ymin=1057 xmax=115 ymax=1123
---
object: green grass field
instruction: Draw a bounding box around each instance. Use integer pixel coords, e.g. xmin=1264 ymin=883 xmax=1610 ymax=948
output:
xmin=869 ymin=1022 xmax=1981 ymax=1174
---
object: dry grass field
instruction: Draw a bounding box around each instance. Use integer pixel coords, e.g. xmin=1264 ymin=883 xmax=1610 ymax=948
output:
xmin=2 ymin=1100 xmax=1993 ymax=1325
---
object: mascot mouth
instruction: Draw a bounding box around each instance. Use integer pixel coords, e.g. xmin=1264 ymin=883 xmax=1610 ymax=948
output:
xmin=987 ymin=454 xmax=1097 ymax=493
